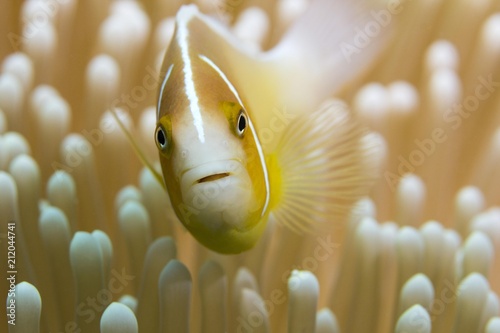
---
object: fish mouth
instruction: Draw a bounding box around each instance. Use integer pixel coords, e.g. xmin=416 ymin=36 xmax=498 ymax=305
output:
xmin=181 ymin=159 xmax=243 ymax=189
xmin=197 ymin=172 xmax=231 ymax=183
xmin=179 ymin=159 xmax=256 ymax=230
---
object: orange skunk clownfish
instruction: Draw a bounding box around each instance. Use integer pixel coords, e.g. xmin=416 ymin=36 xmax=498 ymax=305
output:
xmin=119 ymin=0 xmax=387 ymax=254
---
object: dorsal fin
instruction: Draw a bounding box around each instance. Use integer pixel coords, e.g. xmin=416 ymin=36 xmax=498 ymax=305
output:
xmin=173 ymin=1 xmax=389 ymax=152
xmin=268 ymin=100 xmax=385 ymax=233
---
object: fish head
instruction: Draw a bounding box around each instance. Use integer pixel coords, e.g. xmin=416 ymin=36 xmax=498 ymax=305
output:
xmin=155 ymin=52 xmax=270 ymax=254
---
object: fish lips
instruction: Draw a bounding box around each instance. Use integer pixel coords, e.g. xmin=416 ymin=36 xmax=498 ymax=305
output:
xmin=179 ymin=159 xmax=255 ymax=230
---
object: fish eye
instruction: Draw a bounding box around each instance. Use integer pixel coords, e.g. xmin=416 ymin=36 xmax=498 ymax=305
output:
xmin=237 ymin=110 xmax=247 ymax=137
xmin=155 ymin=126 xmax=168 ymax=150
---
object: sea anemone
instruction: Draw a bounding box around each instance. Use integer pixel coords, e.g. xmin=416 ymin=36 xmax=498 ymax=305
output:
xmin=1 ymin=0 xmax=499 ymax=332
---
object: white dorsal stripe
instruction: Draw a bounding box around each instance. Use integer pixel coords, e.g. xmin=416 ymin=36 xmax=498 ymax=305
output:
xmin=199 ymin=54 xmax=271 ymax=216
xmin=246 ymin=118 xmax=271 ymax=216
xmin=157 ymin=63 xmax=174 ymax=118
xmin=199 ymin=55 xmax=240 ymax=104
xmin=177 ymin=19 xmax=205 ymax=142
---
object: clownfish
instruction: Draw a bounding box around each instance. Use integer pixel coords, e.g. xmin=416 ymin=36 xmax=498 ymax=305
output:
xmin=121 ymin=0 xmax=387 ymax=254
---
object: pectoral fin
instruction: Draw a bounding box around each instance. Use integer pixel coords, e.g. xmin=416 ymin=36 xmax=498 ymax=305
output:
xmin=268 ymin=99 xmax=386 ymax=233
xmin=110 ymin=110 xmax=165 ymax=189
